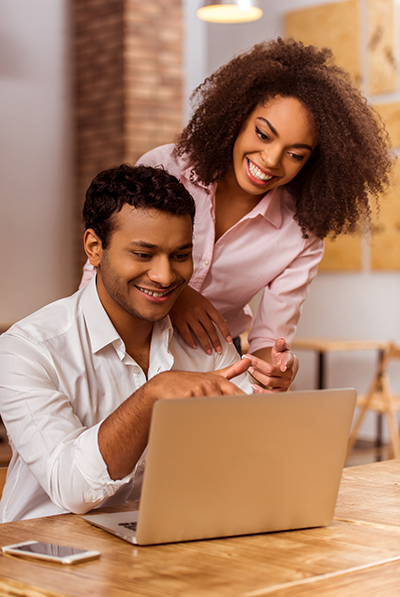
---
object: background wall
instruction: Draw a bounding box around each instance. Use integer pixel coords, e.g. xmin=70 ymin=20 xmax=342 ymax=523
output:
xmin=0 ymin=0 xmax=74 ymax=323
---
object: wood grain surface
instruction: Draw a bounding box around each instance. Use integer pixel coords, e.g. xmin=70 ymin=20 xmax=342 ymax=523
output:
xmin=0 ymin=461 xmax=399 ymax=596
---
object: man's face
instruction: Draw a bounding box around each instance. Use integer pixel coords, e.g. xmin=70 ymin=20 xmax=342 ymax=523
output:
xmin=91 ymin=205 xmax=193 ymax=324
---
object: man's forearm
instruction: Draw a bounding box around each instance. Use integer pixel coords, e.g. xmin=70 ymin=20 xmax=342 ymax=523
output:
xmin=98 ymin=384 xmax=155 ymax=480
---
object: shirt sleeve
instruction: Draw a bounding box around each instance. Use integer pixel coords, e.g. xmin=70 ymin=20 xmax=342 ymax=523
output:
xmin=0 ymin=334 xmax=133 ymax=515
xmin=248 ymin=235 xmax=324 ymax=353
xmin=206 ymin=329 xmax=254 ymax=395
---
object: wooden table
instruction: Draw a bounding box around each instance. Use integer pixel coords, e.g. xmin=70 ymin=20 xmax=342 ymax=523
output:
xmin=0 ymin=461 xmax=399 ymax=596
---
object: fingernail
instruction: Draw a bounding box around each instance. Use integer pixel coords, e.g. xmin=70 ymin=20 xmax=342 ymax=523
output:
xmin=251 ymin=384 xmax=260 ymax=393
xmin=227 ymin=336 xmax=233 ymax=344
xmin=207 ymin=348 xmax=212 ymax=355
xmin=241 ymin=354 xmax=251 ymax=361
xmin=216 ymin=346 xmax=222 ymax=354
xmin=248 ymin=366 xmax=255 ymax=375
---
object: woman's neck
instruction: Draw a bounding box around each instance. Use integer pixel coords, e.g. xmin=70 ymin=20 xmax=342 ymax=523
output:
xmin=214 ymin=171 xmax=265 ymax=241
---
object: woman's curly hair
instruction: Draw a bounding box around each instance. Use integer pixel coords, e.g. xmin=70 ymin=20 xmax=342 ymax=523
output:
xmin=174 ymin=37 xmax=393 ymax=238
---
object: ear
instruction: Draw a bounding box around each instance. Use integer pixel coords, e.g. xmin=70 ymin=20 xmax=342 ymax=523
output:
xmin=84 ymin=229 xmax=103 ymax=267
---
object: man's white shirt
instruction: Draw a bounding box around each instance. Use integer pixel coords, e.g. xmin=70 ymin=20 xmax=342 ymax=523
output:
xmin=0 ymin=275 xmax=252 ymax=522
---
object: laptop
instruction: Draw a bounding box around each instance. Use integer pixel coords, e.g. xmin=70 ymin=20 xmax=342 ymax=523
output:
xmin=82 ymin=388 xmax=356 ymax=545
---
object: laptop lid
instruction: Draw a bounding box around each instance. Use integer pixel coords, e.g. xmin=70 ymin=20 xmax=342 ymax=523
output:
xmin=83 ymin=388 xmax=356 ymax=545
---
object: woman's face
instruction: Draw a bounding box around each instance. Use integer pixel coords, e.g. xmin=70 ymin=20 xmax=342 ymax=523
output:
xmin=232 ymin=96 xmax=317 ymax=196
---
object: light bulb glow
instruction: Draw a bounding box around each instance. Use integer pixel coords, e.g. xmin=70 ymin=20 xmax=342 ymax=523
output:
xmin=196 ymin=4 xmax=263 ymax=23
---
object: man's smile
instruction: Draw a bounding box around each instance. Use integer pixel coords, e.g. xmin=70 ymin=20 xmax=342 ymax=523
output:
xmin=135 ymin=285 xmax=178 ymax=300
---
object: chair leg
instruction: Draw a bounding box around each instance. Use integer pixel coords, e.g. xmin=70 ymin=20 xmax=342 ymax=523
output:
xmin=347 ymin=404 xmax=369 ymax=458
xmin=386 ymin=412 xmax=400 ymax=459
xmin=378 ymin=373 xmax=400 ymax=459
xmin=347 ymin=351 xmax=387 ymax=459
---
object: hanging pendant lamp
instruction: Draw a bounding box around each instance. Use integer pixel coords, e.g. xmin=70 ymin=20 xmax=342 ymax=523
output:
xmin=196 ymin=1 xmax=263 ymax=24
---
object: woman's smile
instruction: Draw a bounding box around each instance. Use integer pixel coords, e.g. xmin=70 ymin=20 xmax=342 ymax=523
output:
xmin=246 ymin=158 xmax=276 ymax=185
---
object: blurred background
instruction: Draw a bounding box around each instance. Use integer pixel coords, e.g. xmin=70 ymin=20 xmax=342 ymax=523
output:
xmin=1 ymin=0 xmax=400 ymax=449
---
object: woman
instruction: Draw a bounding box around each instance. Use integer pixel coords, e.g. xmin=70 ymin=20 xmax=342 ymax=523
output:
xmin=80 ymin=38 xmax=392 ymax=392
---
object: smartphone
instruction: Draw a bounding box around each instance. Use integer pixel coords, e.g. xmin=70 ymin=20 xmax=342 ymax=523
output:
xmin=1 ymin=540 xmax=100 ymax=564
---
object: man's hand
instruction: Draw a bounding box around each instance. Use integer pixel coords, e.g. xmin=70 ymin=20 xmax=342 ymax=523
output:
xmin=99 ymin=367 xmax=249 ymax=481
xmin=213 ymin=357 xmax=251 ymax=381
xmin=145 ymin=368 xmax=248 ymax=400
xmin=169 ymin=286 xmax=233 ymax=355
xmin=244 ymin=338 xmax=299 ymax=393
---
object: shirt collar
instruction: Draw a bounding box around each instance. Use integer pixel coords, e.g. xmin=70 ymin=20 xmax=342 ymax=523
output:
xmin=80 ymin=274 xmax=120 ymax=353
xmin=80 ymin=274 xmax=175 ymax=355
xmin=243 ymin=186 xmax=288 ymax=228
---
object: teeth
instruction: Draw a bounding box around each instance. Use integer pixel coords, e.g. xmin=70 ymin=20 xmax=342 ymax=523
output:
xmin=139 ymin=288 xmax=169 ymax=297
xmin=248 ymin=159 xmax=273 ymax=181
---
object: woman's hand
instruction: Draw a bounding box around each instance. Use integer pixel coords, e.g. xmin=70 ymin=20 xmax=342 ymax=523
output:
xmin=169 ymin=286 xmax=233 ymax=355
xmin=243 ymin=338 xmax=299 ymax=393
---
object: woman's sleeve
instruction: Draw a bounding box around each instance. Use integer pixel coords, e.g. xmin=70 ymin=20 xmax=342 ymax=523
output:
xmin=248 ymin=235 xmax=324 ymax=354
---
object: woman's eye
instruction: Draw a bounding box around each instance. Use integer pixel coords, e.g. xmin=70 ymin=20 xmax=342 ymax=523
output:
xmin=289 ymin=152 xmax=305 ymax=162
xmin=255 ymin=127 xmax=269 ymax=141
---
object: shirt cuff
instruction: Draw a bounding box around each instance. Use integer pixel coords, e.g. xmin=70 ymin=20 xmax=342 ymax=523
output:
xmin=74 ymin=423 xmax=134 ymax=502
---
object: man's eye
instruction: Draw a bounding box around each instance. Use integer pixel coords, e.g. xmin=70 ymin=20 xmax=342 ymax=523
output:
xmin=134 ymin=252 xmax=152 ymax=259
xmin=174 ymin=253 xmax=190 ymax=261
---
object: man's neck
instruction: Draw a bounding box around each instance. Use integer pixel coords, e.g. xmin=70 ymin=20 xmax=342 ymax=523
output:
xmin=109 ymin=305 xmax=154 ymax=375
xmin=95 ymin=277 xmax=154 ymax=376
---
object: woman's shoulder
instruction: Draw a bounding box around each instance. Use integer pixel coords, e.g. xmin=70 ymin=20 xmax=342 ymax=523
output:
xmin=136 ymin=144 xmax=191 ymax=174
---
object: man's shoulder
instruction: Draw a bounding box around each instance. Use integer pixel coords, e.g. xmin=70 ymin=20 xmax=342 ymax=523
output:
xmin=169 ymin=326 xmax=240 ymax=372
xmin=169 ymin=328 xmax=253 ymax=394
xmin=1 ymin=289 xmax=84 ymax=350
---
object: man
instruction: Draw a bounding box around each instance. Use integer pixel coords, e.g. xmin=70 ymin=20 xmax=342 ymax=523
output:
xmin=0 ymin=165 xmax=252 ymax=522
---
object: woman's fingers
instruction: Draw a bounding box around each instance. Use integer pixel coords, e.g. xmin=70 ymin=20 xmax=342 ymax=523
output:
xmin=170 ymin=286 xmax=233 ymax=354
xmin=242 ymin=351 xmax=296 ymax=392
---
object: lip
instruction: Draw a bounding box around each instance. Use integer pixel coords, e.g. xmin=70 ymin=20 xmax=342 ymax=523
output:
xmin=135 ymin=285 xmax=178 ymax=303
xmin=246 ymin=158 xmax=277 ymax=187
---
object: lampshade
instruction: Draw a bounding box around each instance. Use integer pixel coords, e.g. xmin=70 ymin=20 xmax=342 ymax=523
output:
xmin=196 ymin=1 xmax=263 ymax=24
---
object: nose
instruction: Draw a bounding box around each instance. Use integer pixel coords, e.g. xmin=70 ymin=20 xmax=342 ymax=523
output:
xmin=148 ymin=256 xmax=177 ymax=287
xmin=260 ymin=145 xmax=282 ymax=170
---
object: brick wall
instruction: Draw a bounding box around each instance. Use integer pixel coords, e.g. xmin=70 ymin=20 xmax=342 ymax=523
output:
xmin=73 ymin=0 xmax=183 ymax=282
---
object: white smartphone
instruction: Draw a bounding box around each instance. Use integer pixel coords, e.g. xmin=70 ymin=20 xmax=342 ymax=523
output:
xmin=1 ymin=540 xmax=100 ymax=564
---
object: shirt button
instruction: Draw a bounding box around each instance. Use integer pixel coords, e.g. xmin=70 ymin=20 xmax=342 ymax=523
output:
xmin=132 ymin=366 xmax=141 ymax=375
xmin=203 ymin=260 xmax=209 ymax=267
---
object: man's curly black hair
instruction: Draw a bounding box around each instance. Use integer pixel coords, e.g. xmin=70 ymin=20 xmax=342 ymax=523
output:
xmin=174 ymin=37 xmax=392 ymax=239
xmin=83 ymin=164 xmax=195 ymax=249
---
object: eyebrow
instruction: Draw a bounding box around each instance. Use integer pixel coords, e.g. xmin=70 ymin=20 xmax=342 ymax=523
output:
xmin=128 ymin=241 xmax=193 ymax=251
xmin=256 ymin=117 xmax=313 ymax=152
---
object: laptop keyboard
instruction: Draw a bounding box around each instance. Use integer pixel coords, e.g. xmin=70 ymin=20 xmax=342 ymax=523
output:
xmin=118 ymin=522 xmax=137 ymax=531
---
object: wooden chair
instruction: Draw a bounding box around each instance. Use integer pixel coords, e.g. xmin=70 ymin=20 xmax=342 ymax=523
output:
xmin=347 ymin=343 xmax=400 ymax=459
xmin=0 ymin=467 xmax=8 ymax=500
